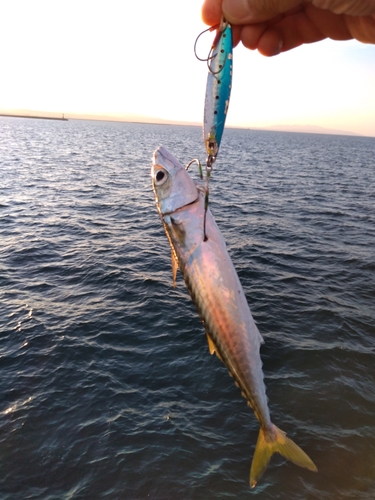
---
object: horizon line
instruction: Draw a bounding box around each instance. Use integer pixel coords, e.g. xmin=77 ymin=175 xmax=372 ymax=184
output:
xmin=0 ymin=110 xmax=373 ymax=138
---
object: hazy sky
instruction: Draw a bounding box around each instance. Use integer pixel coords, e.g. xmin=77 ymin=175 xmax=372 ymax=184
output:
xmin=1 ymin=0 xmax=374 ymax=136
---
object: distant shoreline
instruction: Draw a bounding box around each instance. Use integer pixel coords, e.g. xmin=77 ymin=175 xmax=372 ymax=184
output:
xmin=1 ymin=113 xmax=372 ymax=138
xmin=0 ymin=113 xmax=68 ymax=121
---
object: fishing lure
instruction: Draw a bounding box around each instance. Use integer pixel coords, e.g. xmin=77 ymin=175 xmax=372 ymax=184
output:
xmin=194 ymin=19 xmax=233 ymax=240
xmin=202 ymin=19 xmax=233 ymax=169
xmin=195 ymin=19 xmax=233 ymax=168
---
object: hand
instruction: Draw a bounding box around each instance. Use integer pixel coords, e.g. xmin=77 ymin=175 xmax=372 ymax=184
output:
xmin=202 ymin=0 xmax=375 ymax=56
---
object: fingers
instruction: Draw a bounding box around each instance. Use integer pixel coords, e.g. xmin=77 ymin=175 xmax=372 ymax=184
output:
xmin=231 ymin=25 xmax=244 ymax=48
xmin=201 ymin=0 xmax=222 ymax=25
xmin=240 ymin=6 xmax=354 ymax=56
xmin=222 ymin=0 xmax=303 ymax=24
xmin=201 ymin=0 xmax=375 ymax=25
xmin=201 ymin=0 xmax=375 ymax=56
xmin=344 ymin=14 xmax=375 ymax=43
xmin=202 ymin=0 xmax=304 ymax=25
xmin=256 ymin=29 xmax=285 ymax=56
xmin=311 ymin=0 xmax=375 ymax=17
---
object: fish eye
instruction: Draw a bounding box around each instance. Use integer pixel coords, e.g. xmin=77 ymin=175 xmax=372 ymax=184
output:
xmin=154 ymin=168 xmax=168 ymax=186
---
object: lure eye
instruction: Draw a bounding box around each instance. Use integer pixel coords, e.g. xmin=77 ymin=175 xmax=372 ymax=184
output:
xmin=154 ymin=168 xmax=168 ymax=186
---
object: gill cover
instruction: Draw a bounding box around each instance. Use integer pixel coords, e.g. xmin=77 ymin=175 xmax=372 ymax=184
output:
xmin=152 ymin=146 xmax=198 ymax=215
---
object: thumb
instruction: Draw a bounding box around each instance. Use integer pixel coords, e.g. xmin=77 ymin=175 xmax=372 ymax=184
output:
xmin=222 ymin=0 xmax=303 ymax=23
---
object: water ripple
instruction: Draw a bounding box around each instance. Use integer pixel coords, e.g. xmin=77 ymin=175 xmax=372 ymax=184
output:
xmin=0 ymin=119 xmax=374 ymax=499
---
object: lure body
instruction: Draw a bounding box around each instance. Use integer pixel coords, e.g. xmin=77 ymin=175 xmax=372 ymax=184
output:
xmin=203 ymin=22 xmax=233 ymax=161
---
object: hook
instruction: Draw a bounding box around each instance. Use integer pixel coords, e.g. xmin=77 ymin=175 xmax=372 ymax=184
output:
xmin=194 ymin=24 xmax=219 ymax=62
xmin=186 ymin=158 xmax=203 ymax=180
xmin=194 ymin=19 xmax=229 ymax=75
xmin=185 ymin=157 xmax=210 ymax=241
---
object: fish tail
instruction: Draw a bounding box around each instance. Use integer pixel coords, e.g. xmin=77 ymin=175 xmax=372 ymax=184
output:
xmin=250 ymin=424 xmax=317 ymax=488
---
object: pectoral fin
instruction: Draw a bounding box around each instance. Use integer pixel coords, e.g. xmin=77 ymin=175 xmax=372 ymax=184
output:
xmin=171 ymin=250 xmax=178 ymax=288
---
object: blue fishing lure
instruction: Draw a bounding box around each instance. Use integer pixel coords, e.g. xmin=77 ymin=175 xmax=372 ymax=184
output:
xmin=203 ymin=20 xmax=233 ymax=167
xmin=193 ymin=19 xmax=233 ymax=240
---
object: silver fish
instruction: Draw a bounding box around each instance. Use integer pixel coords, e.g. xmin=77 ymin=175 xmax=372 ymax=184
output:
xmin=151 ymin=146 xmax=317 ymax=487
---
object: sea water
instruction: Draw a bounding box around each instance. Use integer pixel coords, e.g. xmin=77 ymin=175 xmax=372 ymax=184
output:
xmin=1 ymin=117 xmax=374 ymax=499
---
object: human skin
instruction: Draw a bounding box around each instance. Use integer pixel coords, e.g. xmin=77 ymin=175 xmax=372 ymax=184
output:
xmin=201 ymin=0 xmax=375 ymax=56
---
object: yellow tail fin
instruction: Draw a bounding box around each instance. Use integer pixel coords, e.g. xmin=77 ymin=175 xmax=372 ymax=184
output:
xmin=250 ymin=424 xmax=317 ymax=488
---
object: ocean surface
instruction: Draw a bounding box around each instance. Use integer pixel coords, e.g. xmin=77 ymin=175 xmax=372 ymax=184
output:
xmin=1 ymin=117 xmax=374 ymax=500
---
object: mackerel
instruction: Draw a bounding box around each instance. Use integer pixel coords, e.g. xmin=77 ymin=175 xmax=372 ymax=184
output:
xmin=151 ymin=146 xmax=317 ymax=487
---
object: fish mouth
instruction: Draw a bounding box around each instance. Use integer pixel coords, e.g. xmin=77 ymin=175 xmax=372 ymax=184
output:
xmin=161 ymin=195 xmax=199 ymax=217
xmin=153 ymin=146 xmax=177 ymax=169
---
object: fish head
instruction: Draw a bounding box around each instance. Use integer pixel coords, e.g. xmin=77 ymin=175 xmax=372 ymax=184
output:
xmin=151 ymin=146 xmax=198 ymax=215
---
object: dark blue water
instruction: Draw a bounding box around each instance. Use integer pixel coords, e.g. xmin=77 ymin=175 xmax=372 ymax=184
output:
xmin=1 ymin=117 xmax=374 ymax=499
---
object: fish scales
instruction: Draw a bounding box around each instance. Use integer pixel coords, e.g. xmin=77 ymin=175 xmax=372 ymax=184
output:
xmin=182 ymin=253 xmax=265 ymax=417
xmin=151 ymin=146 xmax=317 ymax=487
xmin=166 ymin=203 xmax=267 ymax=421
